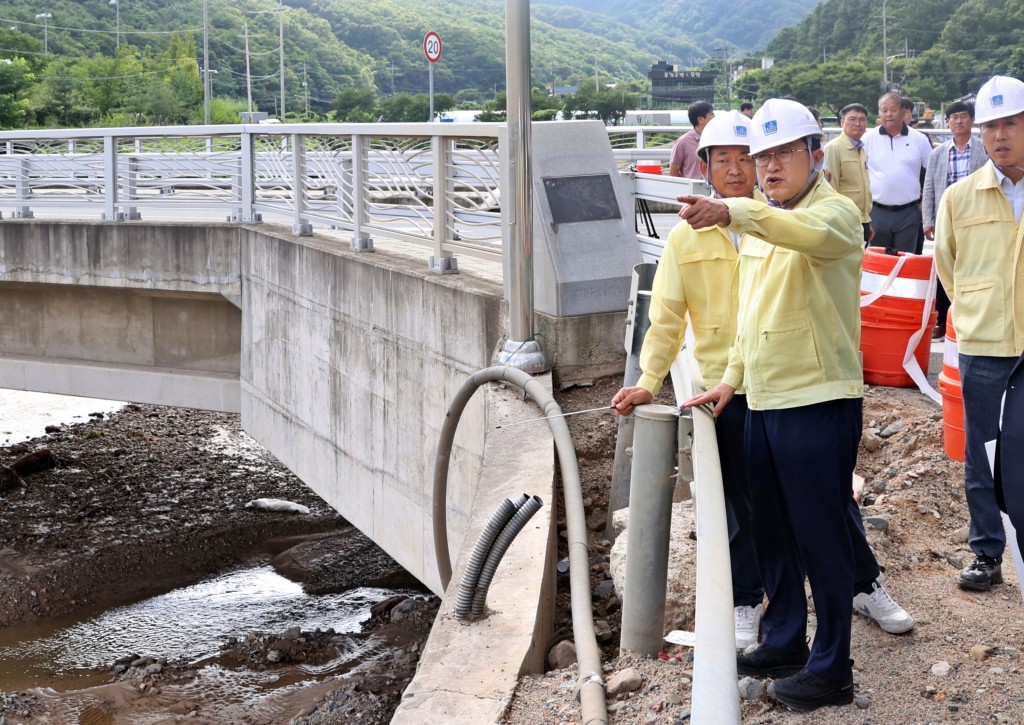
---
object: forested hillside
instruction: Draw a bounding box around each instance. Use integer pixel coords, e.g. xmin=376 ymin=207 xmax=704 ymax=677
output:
xmin=0 ymin=0 xmax=706 ymax=128
xmin=536 ymin=0 xmax=822 ymax=52
xmin=745 ymin=0 xmax=1024 ymax=112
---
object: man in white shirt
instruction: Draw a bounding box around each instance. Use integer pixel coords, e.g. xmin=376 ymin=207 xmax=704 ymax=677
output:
xmin=862 ymin=92 xmax=933 ymax=254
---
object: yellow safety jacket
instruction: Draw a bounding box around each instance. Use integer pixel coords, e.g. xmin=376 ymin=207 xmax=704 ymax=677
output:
xmin=721 ymin=176 xmax=864 ymax=410
xmin=824 ymin=133 xmax=872 ymax=223
xmin=637 ymin=221 xmax=739 ymax=396
xmin=934 ymin=161 xmax=1024 ymax=357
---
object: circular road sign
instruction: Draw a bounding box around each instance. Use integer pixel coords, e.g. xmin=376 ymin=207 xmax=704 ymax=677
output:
xmin=423 ymin=31 xmax=442 ymax=63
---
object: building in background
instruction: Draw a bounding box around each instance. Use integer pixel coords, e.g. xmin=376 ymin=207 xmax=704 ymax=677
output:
xmin=648 ymin=61 xmax=716 ymax=108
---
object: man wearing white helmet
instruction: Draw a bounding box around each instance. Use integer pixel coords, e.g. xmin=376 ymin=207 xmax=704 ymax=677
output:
xmin=612 ymin=110 xmax=767 ymax=649
xmin=678 ymin=98 xmax=869 ymax=711
xmin=614 ymin=110 xmax=913 ymax=655
xmin=935 ymin=75 xmax=1024 ymax=592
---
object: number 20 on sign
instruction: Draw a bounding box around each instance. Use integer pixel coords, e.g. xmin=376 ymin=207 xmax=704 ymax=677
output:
xmin=423 ymin=31 xmax=442 ymax=63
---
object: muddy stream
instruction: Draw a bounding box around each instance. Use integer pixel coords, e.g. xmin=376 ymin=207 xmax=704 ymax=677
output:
xmin=0 ymin=390 xmax=419 ymax=724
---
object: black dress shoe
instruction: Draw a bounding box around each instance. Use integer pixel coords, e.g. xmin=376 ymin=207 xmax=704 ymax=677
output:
xmin=931 ymin=324 xmax=945 ymax=340
xmin=737 ymin=643 xmax=809 ymax=678
xmin=773 ymin=667 xmax=854 ymax=711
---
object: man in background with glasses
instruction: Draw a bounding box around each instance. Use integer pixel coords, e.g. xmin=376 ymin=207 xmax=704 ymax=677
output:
xmin=678 ymin=98 xmax=877 ymax=712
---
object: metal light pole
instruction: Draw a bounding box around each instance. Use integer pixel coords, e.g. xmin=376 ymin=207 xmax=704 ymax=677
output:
xmin=278 ymin=1 xmax=285 ymax=119
xmin=496 ymin=0 xmax=545 ymax=372
xmin=109 ymin=0 xmax=119 ymax=50
xmin=243 ymin=23 xmax=253 ymax=115
xmin=203 ymin=0 xmax=211 ymax=125
xmin=34 ymin=13 xmax=51 ymax=56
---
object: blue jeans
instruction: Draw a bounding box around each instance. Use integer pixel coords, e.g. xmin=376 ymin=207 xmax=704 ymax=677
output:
xmin=959 ymin=354 xmax=1018 ymax=559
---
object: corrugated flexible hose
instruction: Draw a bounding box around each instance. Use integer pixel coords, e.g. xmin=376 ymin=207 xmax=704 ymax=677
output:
xmin=433 ymin=366 xmax=607 ymax=725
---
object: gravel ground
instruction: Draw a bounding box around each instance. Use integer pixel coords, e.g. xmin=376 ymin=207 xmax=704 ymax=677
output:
xmin=504 ymin=378 xmax=1024 ymax=725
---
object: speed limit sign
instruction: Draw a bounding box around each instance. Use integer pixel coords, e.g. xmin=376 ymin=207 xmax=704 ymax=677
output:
xmin=423 ymin=31 xmax=442 ymax=63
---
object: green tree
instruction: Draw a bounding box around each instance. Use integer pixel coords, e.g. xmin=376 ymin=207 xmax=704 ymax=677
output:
xmin=378 ymin=92 xmax=453 ymax=122
xmin=737 ymin=60 xmax=879 ymax=114
xmin=0 ymin=58 xmax=34 ymax=129
xmin=562 ymin=85 xmax=637 ymax=124
xmin=333 ymin=87 xmax=378 ymax=122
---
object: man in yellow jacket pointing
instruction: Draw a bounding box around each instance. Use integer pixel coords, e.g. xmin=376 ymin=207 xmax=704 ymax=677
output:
xmin=613 ymin=105 xmax=911 ymax=693
xmin=680 ymin=99 xmax=866 ymax=712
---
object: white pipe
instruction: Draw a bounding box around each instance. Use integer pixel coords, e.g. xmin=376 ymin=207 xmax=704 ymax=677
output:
xmin=670 ymin=349 xmax=742 ymax=724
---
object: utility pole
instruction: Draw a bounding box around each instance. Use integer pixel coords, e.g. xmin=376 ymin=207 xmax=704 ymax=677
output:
xmin=244 ymin=22 xmax=253 ymax=115
xmin=881 ymin=0 xmax=889 ymax=89
xmin=34 ymin=13 xmax=51 ymax=56
xmin=109 ymin=0 xmax=119 ymax=50
xmin=715 ymin=46 xmax=732 ymax=108
xmin=278 ymin=0 xmax=285 ymax=119
xmin=203 ymin=0 xmax=211 ymax=125
xmin=595 ymin=51 xmax=599 ymax=92
xmin=302 ymin=62 xmax=309 ymax=119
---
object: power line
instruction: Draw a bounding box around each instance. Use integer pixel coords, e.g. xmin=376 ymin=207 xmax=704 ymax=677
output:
xmin=43 ymin=59 xmax=197 ymax=81
xmin=0 ymin=16 xmax=200 ymax=36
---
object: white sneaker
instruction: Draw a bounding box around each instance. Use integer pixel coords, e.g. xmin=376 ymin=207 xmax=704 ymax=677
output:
xmin=734 ymin=603 xmax=764 ymax=649
xmin=852 ymin=581 xmax=915 ymax=634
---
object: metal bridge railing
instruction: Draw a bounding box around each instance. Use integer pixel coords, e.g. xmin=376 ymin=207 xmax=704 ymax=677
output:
xmin=0 ymin=121 xmax=749 ymax=273
xmin=0 ymin=122 xmax=507 ymax=269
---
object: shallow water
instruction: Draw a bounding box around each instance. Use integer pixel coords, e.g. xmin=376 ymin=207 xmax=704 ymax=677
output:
xmin=0 ymin=391 xmax=400 ymax=722
xmin=0 ymin=566 xmax=399 ymax=723
xmin=0 ymin=389 xmax=124 ymax=446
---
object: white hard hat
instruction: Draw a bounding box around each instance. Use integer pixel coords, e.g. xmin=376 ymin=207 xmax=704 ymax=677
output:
xmin=748 ymin=98 xmax=822 ymax=155
xmin=974 ymin=75 xmax=1024 ymax=124
xmin=696 ymin=110 xmax=752 ymax=160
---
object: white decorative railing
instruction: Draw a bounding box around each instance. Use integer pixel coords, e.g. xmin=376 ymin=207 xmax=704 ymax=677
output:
xmin=0 ymin=122 xmax=792 ymax=271
xmin=0 ymin=123 xmax=508 ymax=271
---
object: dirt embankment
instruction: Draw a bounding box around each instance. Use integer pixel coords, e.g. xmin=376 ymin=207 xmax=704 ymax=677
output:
xmin=506 ymin=379 xmax=1024 ymax=725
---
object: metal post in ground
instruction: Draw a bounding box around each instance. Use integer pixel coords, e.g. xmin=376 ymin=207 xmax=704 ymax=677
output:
xmin=495 ymin=0 xmax=545 ymax=374
xmin=619 ymin=403 xmax=679 ymax=657
xmin=606 ymin=262 xmax=658 ymax=540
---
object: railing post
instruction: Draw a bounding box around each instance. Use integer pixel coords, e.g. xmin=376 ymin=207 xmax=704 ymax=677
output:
xmin=291 ymin=133 xmax=312 ymax=236
xmin=124 ymin=147 xmax=142 ymax=220
xmin=233 ymin=129 xmax=260 ymax=223
xmin=620 ymin=403 xmax=679 ymax=657
xmin=102 ymin=135 xmax=122 ymax=221
xmin=14 ymin=156 xmax=32 ymax=219
xmin=428 ymin=134 xmax=457 ymax=274
xmin=349 ymin=134 xmax=373 ymax=252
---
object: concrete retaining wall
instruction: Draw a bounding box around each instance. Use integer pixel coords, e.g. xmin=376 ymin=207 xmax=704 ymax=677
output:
xmin=239 ymin=230 xmax=504 ymax=593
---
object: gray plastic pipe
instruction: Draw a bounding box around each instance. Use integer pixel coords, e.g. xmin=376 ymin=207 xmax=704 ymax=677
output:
xmin=432 ymin=366 xmax=607 ymax=725
xmin=669 ymin=353 xmax=741 ymax=724
xmin=454 ymin=494 xmax=529 ymax=619
xmin=618 ymin=404 xmax=679 ymax=656
xmin=470 ymin=495 xmax=544 ymax=617
xmin=606 ymin=263 xmax=658 ymax=541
